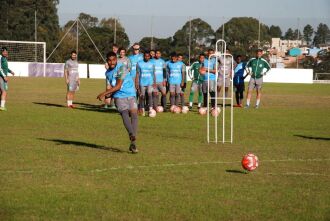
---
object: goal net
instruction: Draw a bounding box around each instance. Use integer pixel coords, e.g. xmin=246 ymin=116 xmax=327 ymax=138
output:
xmin=0 ymin=40 xmax=46 ymax=76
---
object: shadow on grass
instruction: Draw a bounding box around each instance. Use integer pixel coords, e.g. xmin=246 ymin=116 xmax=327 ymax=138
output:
xmin=74 ymin=102 xmax=119 ymax=113
xmin=226 ymin=169 xmax=248 ymax=174
xmin=33 ymin=102 xmax=64 ymax=108
xmin=38 ymin=138 xmax=126 ymax=153
xmin=294 ymin=135 xmax=330 ymax=141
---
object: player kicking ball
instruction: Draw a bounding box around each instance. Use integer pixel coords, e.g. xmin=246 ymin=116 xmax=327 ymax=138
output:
xmin=97 ymin=52 xmax=138 ymax=153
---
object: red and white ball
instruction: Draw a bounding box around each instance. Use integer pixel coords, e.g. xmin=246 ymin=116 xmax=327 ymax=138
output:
xmin=211 ymin=107 xmax=221 ymax=117
xmin=181 ymin=106 xmax=189 ymax=114
xmin=170 ymin=105 xmax=177 ymax=113
xmin=156 ymin=106 xmax=164 ymax=113
xmin=173 ymin=106 xmax=181 ymax=114
xmin=199 ymin=107 xmax=207 ymax=115
xmin=149 ymin=109 xmax=157 ymax=118
xmin=241 ymin=153 xmax=259 ymax=171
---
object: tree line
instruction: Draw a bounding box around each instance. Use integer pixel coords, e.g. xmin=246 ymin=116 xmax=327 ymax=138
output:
xmin=0 ymin=1 xmax=329 ymax=63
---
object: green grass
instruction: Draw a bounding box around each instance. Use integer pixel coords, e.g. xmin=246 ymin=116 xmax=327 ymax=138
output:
xmin=0 ymin=77 xmax=330 ymax=221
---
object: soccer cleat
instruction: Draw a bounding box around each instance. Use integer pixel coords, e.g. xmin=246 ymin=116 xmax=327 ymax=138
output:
xmin=233 ymin=104 xmax=241 ymax=107
xmin=188 ymin=106 xmax=193 ymax=110
xmin=109 ymin=105 xmax=116 ymax=110
xmin=255 ymin=105 xmax=259 ymax=109
xmin=244 ymin=105 xmax=250 ymax=109
xmin=129 ymin=143 xmax=138 ymax=154
xmin=68 ymin=105 xmax=74 ymax=108
xmin=0 ymin=107 xmax=7 ymax=111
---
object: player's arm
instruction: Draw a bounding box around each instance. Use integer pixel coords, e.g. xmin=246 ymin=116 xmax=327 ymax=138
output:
xmin=162 ymin=62 xmax=167 ymax=86
xmin=262 ymin=59 xmax=271 ymax=75
xmin=64 ymin=62 xmax=69 ymax=84
xmin=152 ymin=64 xmax=157 ymax=88
xmin=181 ymin=64 xmax=186 ymax=87
xmin=97 ymin=67 xmax=124 ymax=100
xmin=135 ymin=63 xmax=140 ymax=91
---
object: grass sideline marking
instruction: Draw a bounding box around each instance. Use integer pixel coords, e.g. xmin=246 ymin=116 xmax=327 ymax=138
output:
xmin=1 ymin=158 xmax=329 ymax=174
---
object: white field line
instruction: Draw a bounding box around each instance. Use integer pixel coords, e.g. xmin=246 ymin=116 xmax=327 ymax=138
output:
xmin=1 ymin=158 xmax=329 ymax=174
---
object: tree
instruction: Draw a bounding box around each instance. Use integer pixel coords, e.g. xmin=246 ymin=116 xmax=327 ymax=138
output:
xmin=269 ymin=25 xmax=282 ymax=38
xmin=172 ymin=18 xmax=215 ymax=59
xmin=215 ymin=17 xmax=271 ymax=56
xmin=284 ymin=28 xmax=295 ymax=40
xmin=99 ymin=18 xmax=125 ymax=32
xmin=0 ymin=0 xmax=60 ymax=56
xmin=303 ymin=24 xmax=314 ymax=45
xmin=292 ymin=29 xmax=303 ymax=40
xmin=78 ymin=13 xmax=98 ymax=29
xmin=313 ymin=23 xmax=330 ymax=46
xmin=139 ymin=37 xmax=172 ymax=58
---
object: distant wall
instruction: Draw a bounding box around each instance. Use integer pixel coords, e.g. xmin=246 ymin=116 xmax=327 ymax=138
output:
xmin=8 ymin=62 xmax=313 ymax=84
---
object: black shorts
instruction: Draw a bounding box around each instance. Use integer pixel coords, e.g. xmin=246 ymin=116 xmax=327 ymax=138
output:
xmin=234 ymin=84 xmax=245 ymax=93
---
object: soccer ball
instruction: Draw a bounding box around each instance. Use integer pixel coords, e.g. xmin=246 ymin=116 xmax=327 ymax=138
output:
xmin=181 ymin=106 xmax=189 ymax=114
xmin=211 ymin=107 xmax=221 ymax=117
xmin=173 ymin=106 xmax=181 ymax=114
xmin=170 ymin=105 xmax=177 ymax=113
xmin=242 ymin=153 xmax=259 ymax=171
xmin=156 ymin=106 xmax=164 ymax=113
xmin=149 ymin=109 xmax=157 ymax=118
xmin=199 ymin=107 xmax=207 ymax=115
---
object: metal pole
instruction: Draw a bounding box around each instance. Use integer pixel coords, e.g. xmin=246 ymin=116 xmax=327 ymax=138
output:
xmin=188 ymin=17 xmax=191 ymax=66
xmin=114 ymin=17 xmax=117 ymax=44
xmin=222 ymin=17 xmax=225 ymax=41
xmin=35 ymin=9 xmax=37 ymax=62
xmin=258 ymin=18 xmax=261 ymax=48
xmin=151 ymin=16 xmax=154 ymax=49
xmin=76 ymin=20 xmax=79 ymax=60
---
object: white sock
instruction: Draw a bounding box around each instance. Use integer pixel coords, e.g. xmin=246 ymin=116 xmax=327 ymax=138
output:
xmin=67 ymin=100 xmax=72 ymax=106
xmin=198 ymin=103 xmax=201 ymax=107
xmin=189 ymin=102 xmax=193 ymax=106
xmin=1 ymin=100 xmax=5 ymax=108
xmin=246 ymin=99 xmax=250 ymax=106
xmin=256 ymin=99 xmax=260 ymax=106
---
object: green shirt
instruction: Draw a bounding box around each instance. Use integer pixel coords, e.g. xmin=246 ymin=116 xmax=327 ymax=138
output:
xmin=189 ymin=61 xmax=204 ymax=84
xmin=246 ymin=57 xmax=271 ymax=79
xmin=0 ymin=56 xmax=12 ymax=78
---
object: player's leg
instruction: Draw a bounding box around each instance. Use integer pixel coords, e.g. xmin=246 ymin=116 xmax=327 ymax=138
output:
xmin=210 ymin=80 xmax=216 ymax=108
xmin=197 ymin=84 xmax=203 ymax=108
xmin=153 ymin=90 xmax=159 ymax=110
xmin=169 ymin=84 xmax=176 ymax=106
xmin=115 ymin=97 xmax=138 ymax=153
xmin=147 ymin=86 xmax=153 ymax=110
xmin=175 ymin=85 xmax=181 ymax=106
xmin=202 ymin=81 xmax=208 ymax=107
xmin=128 ymin=97 xmax=138 ymax=153
xmin=245 ymin=78 xmax=255 ymax=108
xmin=188 ymin=83 xmax=195 ymax=109
xmin=255 ymin=79 xmax=263 ymax=108
xmin=0 ymin=78 xmax=7 ymax=110
xmin=180 ymin=84 xmax=186 ymax=107
xmin=160 ymin=85 xmax=167 ymax=111
xmin=139 ymin=86 xmax=146 ymax=116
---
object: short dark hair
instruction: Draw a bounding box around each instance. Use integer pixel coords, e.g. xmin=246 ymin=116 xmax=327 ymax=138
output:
xmin=199 ymin=53 xmax=205 ymax=57
xmin=144 ymin=50 xmax=150 ymax=55
xmin=155 ymin=49 xmax=161 ymax=53
xmin=71 ymin=50 xmax=77 ymax=54
xmin=1 ymin=47 xmax=8 ymax=52
xmin=177 ymin=53 xmax=183 ymax=57
xmin=208 ymin=48 xmax=214 ymax=52
xmin=118 ymin=47 xmax=126 ymax=53
xmin=170 ymin=52 xmax=177 ymax=57
xmin=256 ymin=48 xmax=263 ymax=52
xmin=106 ymin=51 xmax=117 ymax=59
xmin=112 ymin=44 xmax=118 ymax=48
xmin=132 ymin=43 xmax=140 ymax=47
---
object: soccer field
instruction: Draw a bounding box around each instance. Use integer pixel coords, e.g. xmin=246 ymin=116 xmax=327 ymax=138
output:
xmin=0 ymin=77 xmax=329 ymax=220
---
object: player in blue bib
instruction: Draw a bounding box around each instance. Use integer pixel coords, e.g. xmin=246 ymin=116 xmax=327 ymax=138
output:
xmin=135 ymin=51 xmax=156 ymax=116
xmin=151 ymin=50 xmax=167 ymax=110
xmin=202 ymin=48 xmax=216 ymax=109
xmin=97 ymin=52 xmax=138 ymax=153
xmin=166 ymin=52 xmax=186 ymax=107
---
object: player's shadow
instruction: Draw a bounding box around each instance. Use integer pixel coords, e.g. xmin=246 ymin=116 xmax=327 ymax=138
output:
xmin=74 ymin=102 xmax=118 ymax=113
xmin=225 ymin=169 xmax=248 ymax=174
xmin=294 ymin=135 xmax=330 ymax=141
xmin=38 ymin=138 xmax=125 ymax=153
xmin=33 ymin=102 xmax=65 ymax=108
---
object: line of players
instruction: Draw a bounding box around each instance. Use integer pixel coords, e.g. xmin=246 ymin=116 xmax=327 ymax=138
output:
xmin=104 ymin=43 xmax=270 ymax=117
xmin=63 ymin=43 xmax=271 ymax=115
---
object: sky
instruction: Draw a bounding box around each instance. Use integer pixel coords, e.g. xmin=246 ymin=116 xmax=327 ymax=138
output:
xmin=57 ymin=0 xmax=330 ymax=44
